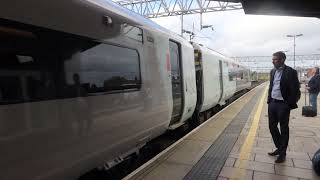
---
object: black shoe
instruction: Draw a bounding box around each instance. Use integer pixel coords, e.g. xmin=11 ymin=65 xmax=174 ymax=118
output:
xmin=275 ymin=155 xmax=286 ymax=163
xmin=268 ymin=149 xmax=279 ymax=156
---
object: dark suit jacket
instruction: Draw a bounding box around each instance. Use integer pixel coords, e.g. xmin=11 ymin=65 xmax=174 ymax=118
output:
xmin=267 ymin=65 xmax=301 ymax=109
xmin=308 ymin=74 xmax=320 ymax=93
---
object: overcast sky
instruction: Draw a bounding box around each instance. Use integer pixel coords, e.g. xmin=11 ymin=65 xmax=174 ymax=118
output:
xmin=152 ymin=10 xmax=320 ymax=69
xmin=151 ymin=10 xmax=320 ymax=68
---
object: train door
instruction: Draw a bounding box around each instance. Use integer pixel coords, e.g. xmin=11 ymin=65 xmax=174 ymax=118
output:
xmin=169 ymin=40 xmax=183 ymax=125
xmin=218 ymin=60 xmax=224 ymax=102
xmin=192 ymin=49 xmax=203 ymax=122
xmin=194 ymin=50 xmax=203 ymax=110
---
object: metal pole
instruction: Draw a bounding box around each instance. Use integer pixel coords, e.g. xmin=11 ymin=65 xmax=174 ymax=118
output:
xmin=200 ymin=12 xmax=202 ymax=30
xmin=181 ymin=14 xmax=183 ymax=36
xmin=190 ymin=23 xmax=195 ymax=41
xmin=192 ymin=23 xmax=194 ymax=36
xmin=294 ymin=36 xmax=296 ymax=69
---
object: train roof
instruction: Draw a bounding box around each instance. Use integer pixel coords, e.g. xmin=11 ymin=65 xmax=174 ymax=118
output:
xmin=0 ymin=0 xmax=186 ymax=42
xmin=192 ymin=42 xmax=248 ymax=69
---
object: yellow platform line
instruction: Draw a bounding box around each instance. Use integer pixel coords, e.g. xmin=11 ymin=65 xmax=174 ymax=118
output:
xmin=230 ymin=86 xmax=268 ymax=180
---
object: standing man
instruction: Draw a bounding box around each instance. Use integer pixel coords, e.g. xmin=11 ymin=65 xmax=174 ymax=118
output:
xmin=267 ymin=51 xmax=300 ymax=163
xmin=307 ymin=67 xmax=320 ymax=114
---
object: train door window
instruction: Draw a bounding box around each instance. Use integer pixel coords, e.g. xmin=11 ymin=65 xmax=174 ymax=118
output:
xmin=227 ymin=63 xmax=236 ymax=81
xmin=227 ymin=62 xmax=232 ymax=81
xmin=169 ymin=40 xmax=183 ymax=124
xmin=169 ymin=41 xmax=181 ymax=84
xmin=0 ymin=19 xmax=141 ymax=105
xmin=194 ymin=50 xmax=201 ymax=70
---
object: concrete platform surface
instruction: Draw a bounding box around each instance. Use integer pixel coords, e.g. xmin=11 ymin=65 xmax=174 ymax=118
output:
xmin=123 ymin=83 xmax=320 ymax=180
xmin=219 ymin=83 xmax=320 ymax=180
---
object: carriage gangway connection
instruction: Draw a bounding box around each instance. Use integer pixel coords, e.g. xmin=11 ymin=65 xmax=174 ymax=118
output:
xmin=123 ymin=82 xmax=320 ymax=180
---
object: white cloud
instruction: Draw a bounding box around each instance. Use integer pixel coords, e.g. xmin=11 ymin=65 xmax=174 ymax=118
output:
xmin=152 ymin=10 xmax=320 ymax=57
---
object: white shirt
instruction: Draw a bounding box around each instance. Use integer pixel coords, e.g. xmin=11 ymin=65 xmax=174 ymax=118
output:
xmin=271 ymin=67 xmax=284 ymax=100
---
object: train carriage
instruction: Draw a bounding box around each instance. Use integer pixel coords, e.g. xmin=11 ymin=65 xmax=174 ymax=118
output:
xmin=0 ymin=0 xmax=250 ymax=179
xmin=191 ymin=43 xmax=251 ymax=122
xmin=0 ymin=0 xmax=197 ymax=179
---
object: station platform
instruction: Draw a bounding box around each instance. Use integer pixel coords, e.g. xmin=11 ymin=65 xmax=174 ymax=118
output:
xmin=123 ymin=83 xmax=320 ymax=180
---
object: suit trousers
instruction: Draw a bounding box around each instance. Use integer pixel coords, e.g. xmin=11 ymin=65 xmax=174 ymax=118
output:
xmin=268 ymin=101 xmax=290 ymax=155
xmin=309 ymin=92 xmax=319 ymax=112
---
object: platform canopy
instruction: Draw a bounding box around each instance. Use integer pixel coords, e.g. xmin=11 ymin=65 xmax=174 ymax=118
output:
xmin=229 ymin=0 xmax=320 ymax=18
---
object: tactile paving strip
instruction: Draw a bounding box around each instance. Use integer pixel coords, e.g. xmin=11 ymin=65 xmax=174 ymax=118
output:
xmin=183 ymin=91 xmax=262 ymax=180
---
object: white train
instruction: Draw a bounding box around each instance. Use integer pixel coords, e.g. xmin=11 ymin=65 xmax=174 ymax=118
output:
xmin=0 ymin=0 xmax=251 ymax=179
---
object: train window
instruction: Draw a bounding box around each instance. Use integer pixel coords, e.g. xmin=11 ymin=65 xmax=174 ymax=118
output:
xmin=237 ymin=70 xmax=244 ymax=80
xmin=229 ymin=73 xmax=235 ymax=81
xmin=64 ymin=44 xmax=141 ymax=94
xmin=227 ymin=63 xmax=236 ymax=81
xmin=122 ymin=24 xmax=143 ymax=43
xmin=243 ymin=70 xmax=250 ymax=81
xmin=0 ymin=20 xmax=141 ymax=105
